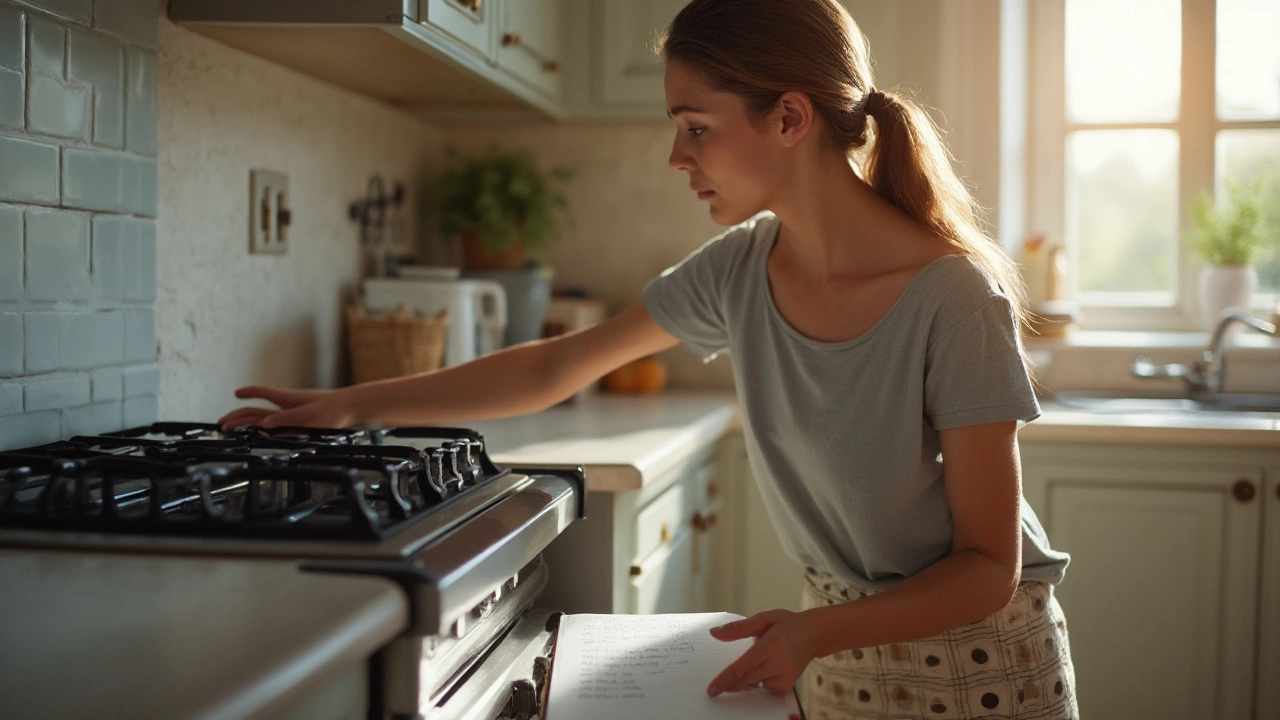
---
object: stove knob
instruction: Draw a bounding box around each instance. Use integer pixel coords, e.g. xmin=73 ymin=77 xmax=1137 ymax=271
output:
xmin=471 ymin=591 xmax=499 ymax=621
xmin=502 ymin=679 xmax=539 ymax=720
xmin=449 ymin=440 xmax=481 ymax=486
xmin=441 ymin=448 xmax=465 ymax=493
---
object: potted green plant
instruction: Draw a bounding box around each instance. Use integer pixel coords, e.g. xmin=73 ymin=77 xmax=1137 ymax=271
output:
xmin=426 ymin=147 xmax=573 ymax=272
xmin=425 ymin=147 xmax=573 ymax=348
xmin=1185 ymin=178 xmax=1277 ymax=328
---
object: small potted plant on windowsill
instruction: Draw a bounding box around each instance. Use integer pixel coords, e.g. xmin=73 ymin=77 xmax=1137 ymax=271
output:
xmin=425 ymin=147 xmax=573 ymax=347
xmin=1185 ymin=178 xmax=1277 ymax=329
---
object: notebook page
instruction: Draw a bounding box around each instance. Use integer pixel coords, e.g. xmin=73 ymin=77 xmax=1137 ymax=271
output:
xmin=546 ymin=612 xmax=795 ymax=720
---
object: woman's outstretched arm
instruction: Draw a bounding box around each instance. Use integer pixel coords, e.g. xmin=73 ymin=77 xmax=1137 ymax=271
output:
xmin=218 ymin=300 xmax=679 ymax=430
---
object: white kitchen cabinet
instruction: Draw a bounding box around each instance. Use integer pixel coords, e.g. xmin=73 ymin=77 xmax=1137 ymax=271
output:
xmin=559 ymin=0 xmax=680 ymax=120
xmin=594 ymin=0 xmax=683 ymax=114
xmin=170 ymin=0 xmax=570 ymax=121
xmin=422 ymin=0 xmax=494 ymax=62
xmin=721 ymin=429 xmax=806 ymax=616
xmin=562 ymin=0 xmax=867 ymax=121
xmin=537 ymin=434 xmax=737 ymax=615
xmin=1260 ymin=467 xmax=1280 ymax=720
xmin=1021 ymin=442 xmax=1278 ymax=720
xmin=630 ymin=509 xmax=697 ymax=614
xmin=691 ymin=447 xmax=729 ymax=612
xmin=496 ymin=0 xmax=565 ymax=102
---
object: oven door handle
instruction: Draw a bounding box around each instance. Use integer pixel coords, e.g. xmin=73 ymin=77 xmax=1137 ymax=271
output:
xmin=302 ymin=471 xmax=583 ymax=636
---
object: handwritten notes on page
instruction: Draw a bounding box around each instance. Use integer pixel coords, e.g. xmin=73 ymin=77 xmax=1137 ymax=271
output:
xmin=545 ymin=612 xmax=796 ymax=720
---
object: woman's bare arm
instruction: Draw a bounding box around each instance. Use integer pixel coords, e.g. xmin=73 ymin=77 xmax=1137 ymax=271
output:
xmin=219 ymin=300 xmax=679 ymax=429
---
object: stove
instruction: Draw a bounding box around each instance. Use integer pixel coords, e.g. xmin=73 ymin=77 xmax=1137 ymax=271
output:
xmin=0 ymin=422 xmax=587 ymax=720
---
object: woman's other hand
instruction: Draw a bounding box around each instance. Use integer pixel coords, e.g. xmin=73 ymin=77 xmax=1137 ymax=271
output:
xmin=707 ymin=609 xmax=822 ymax=698
xmin=217 ymin=386 xmax=353 ymax=431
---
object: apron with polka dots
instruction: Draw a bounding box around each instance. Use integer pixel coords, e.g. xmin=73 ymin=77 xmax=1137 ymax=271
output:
xmin=798 ymin=568 xmax=1078 ymax=720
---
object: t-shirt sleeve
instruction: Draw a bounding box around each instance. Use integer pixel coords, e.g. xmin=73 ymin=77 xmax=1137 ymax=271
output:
xmin=924 ymin=295 xmax=1041 ymax=430
xmin=642 ymin=228 xmax=743 ymax=362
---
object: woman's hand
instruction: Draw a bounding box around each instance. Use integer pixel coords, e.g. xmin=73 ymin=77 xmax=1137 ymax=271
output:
xmin=707 ymin=609 xmax=823 ymax=698
xmin=217 ymin=386 xmax=354 ymax=431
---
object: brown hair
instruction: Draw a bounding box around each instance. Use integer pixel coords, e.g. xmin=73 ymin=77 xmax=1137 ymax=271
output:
xmin=660 ymin=0 xmax=1036 ymax=374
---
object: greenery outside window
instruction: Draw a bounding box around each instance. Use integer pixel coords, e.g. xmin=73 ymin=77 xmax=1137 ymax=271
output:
xmin=1029 ymin=0 xmax=1280 ymax=330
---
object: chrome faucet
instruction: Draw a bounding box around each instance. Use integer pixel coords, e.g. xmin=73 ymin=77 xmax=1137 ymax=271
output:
xmin=1131 ymin=309 xmax=1278 ymax=394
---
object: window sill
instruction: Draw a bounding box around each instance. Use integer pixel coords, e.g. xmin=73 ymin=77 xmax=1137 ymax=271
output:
xmin=1025 ymin=331 xmax=1280 ymax=395
xmin=1025 ymin=330 xmax=1280 ymax=352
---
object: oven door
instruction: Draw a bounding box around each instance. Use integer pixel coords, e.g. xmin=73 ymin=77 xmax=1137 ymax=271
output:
xmin=427 ymin=606 xmax=560 ymax=720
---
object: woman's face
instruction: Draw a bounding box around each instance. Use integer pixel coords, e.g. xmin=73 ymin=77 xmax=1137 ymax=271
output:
xmin=665 ymin=60 xmax=780 ymax=226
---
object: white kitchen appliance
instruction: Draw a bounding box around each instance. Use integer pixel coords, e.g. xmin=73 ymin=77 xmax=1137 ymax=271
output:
xmin=364 ymin=278 xmax=507 ymax=369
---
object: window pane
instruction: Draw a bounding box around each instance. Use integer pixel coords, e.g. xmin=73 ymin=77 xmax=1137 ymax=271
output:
xmin=1217 ymin=130 xmax=1280 ymax=299
xmin=1216 ymin=0 xmax=1280 ymax=120
xmin=1068 ymin=130 xmax=1179 ymax=301
xmin=1066 ymin=1 xmax=1181 ymax=123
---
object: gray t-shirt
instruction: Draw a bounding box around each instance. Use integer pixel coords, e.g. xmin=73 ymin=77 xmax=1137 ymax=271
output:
xmin=643 ymin=212 xmax=1070 ymax=591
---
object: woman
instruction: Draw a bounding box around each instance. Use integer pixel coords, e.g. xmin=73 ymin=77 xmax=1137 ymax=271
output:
xmin=219 ymin=1 xmax=1076 ymax=717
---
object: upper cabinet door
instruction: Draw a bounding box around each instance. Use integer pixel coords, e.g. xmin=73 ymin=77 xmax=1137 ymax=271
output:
xmin=496 ymin=0 xmax=565 ymax=101
xmin=423 ymin=0 xmax=494 ymax=61
xmin=590 ymin=0 xmax=686 ymax=115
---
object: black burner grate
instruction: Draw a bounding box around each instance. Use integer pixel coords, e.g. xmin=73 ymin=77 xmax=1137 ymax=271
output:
xmin=0 ymin=424 xmax=509 ymax=540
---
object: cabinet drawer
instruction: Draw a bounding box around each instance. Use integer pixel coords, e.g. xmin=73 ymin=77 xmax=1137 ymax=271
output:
xmin=422 ymin=0 xmax=493 ymax=59
xmin=634 ymin=481 xmax=688 ymax=564
xmin=629 ymin=525 xmax=695 ymax=615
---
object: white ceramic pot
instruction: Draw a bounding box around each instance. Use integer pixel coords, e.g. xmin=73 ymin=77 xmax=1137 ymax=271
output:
xmin=1199 ymin=264 xmax=1256 ymax=329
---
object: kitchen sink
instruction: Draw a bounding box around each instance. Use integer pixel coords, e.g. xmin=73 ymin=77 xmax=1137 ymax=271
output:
xmin=1048 ymin=391 xmax=1280 ymax=414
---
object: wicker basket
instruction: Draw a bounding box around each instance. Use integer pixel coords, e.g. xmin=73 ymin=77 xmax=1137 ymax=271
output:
xmin=346 ymin=304 xmax=448 ymax=384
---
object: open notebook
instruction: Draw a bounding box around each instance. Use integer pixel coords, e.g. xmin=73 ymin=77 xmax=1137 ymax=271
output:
xmin=545 ymin=612 xmax=800 ymax=720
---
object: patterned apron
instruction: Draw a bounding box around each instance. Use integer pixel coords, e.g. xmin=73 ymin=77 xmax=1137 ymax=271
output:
xmin=798 ymin=568 xmax=1078 ymax=719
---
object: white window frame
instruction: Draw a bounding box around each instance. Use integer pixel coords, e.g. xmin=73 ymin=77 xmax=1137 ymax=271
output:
xmin=1028 ymin=0 xmax=1280 ymax=331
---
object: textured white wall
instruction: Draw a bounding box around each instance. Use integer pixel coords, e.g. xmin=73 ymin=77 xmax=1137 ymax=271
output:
xmin=156 ymin=16 xmax=446 ymax=421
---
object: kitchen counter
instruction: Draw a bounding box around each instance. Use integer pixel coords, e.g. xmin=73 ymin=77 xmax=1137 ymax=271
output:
xmin=468 ymin=391 xmax=1279 ymax=484
xmin=1024 ymin=401 xmax=1280 ymax=448
xmin=469 ymin=391 xmax=739 ymax=491
xmin=0 ymin=549 xmax=408 ymax=720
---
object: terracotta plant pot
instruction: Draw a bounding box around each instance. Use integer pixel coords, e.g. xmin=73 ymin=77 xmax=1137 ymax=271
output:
xmin=461 ymin=230 xmax=527 ymax=271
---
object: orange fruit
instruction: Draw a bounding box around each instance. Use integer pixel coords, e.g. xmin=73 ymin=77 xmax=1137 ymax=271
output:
xmin=603 ymin=357 xmax=668 ymax=394
xmin=630 ymin=357 xmax=669 ymax=394
xmin=602 ymin=362 xmax=638 ymax=393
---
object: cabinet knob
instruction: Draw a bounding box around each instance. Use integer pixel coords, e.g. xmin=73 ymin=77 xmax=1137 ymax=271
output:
xmin=461 ymin=0 xmax=482 ymax=12
xmin=502 ymin=33 xmax=522 ymax=48
xmin=1233 ymin=478 xmax=1256 ymax=503
xmin=692 ymin=510 xmax=719 ymax=531
xmin=542 ymin=60 xmax=562 ymax=73
xmin=629 ymin=565 xmax=642 ymax=577
xmin=707 ymin=481 xmax=719 ymax=499
xmin=660 ymin=522 xmax=672 ymax=544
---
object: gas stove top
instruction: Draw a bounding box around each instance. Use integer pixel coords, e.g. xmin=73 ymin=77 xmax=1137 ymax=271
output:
xmin=0 ymin=422 xmax=543 ymax=546
xmin=0 ymin=421 xmax=589 ymax=718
